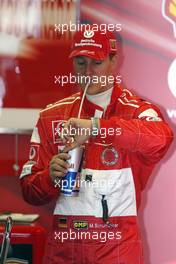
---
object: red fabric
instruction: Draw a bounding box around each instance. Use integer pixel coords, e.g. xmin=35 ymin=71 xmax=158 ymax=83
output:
xmin=43 ymin=215 xmax=144 ymax=264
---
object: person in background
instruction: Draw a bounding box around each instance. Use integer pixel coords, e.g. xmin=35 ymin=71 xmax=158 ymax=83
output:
xmin=20 ymin=26 xmax=173 ymax=264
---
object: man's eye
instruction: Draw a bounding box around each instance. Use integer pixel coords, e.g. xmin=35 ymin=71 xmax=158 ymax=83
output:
xmin=94 ymin=61 xmax=102 ymax=65
xmin=77 ymin=61 xmax=85 ymax=65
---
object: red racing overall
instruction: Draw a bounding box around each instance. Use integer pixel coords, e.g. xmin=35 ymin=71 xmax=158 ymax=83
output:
xmin=20 ymin=83 xmax=173 ymax=264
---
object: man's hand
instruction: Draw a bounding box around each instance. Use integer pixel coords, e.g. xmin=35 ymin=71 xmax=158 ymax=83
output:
xmin=62 ymin=118 xmax=93 ymax=152
xmin=49 ymin=152 xmax=71 ymax=182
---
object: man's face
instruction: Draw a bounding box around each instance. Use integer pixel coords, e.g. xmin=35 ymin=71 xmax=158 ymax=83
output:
xmin=73 ymin=55 xmax=116 ymax=95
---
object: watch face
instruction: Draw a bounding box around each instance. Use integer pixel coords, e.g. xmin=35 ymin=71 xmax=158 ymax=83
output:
xmin=101 ymin=147 xmax=119 ymax=166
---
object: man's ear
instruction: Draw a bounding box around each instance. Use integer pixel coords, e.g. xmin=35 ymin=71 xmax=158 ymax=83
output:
xmin=110 ymin=54 xmax=117 ymax=72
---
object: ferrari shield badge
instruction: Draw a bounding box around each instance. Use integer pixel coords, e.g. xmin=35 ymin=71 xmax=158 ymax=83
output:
xmin=101 ymin=147 xmax=119 ymax=166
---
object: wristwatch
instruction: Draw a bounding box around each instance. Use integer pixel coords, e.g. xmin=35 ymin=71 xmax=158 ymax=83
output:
xmin=91 ymin=117 xmax=99 ymax=137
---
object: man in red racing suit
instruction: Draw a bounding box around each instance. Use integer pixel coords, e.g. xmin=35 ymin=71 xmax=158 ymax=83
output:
xmin=20 ymin=28 xmax=173 ymax=264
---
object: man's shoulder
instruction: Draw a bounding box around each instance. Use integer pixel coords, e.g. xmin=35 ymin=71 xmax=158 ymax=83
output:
xmin=118 ymin=86 xmax=163 ymax=119
xmin=40 ymin=92 xmax=81 ymax=116
xmin=118 ymin=86 xmax=150 ymax=109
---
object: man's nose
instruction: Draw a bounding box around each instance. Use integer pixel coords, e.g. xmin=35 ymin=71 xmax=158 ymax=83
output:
xmin=85 ymin=63 xmax=93 ymax=76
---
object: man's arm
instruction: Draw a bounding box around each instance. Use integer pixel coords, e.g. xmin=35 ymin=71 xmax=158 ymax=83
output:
xmin=93 ymin=105 xmax=173 ymax=163
xmin=19 ymin=117 xmax=59 ymax=206
xmin=63 ymin=104 xmax=173 ymax=164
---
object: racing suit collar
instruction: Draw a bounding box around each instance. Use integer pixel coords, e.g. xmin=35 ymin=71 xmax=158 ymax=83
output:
xmin=82 ymin=83 xmax=121 ymax=117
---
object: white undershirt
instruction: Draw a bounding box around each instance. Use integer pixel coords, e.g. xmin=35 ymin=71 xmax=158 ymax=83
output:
xmin=86 ymin=87 xmax=113 ymax=112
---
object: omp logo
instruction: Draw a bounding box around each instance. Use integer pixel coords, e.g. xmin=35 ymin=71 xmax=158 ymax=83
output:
xmin=162 ymin=0 xmax=176 ymax=37
xmin=73 ymin=221 xmax=88 ymax=229
xmin=83 ymin=30 xmax=94 ymax=38
xmin=168 ymin=58 xmax=176 ymax=98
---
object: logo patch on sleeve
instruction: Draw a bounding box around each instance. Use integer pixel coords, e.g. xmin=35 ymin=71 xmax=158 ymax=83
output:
xmin=19 ymin=161 xmax=35 ymax=179
xmin=52 ymin=120 xmax=65 ymax=144
xmin=29 ymin=145 xmax=39 ymax=162
xmin=138 ymin=108 xmax=163 ymax=121
xmin=145 ymin=116 xmax=162 ymax=122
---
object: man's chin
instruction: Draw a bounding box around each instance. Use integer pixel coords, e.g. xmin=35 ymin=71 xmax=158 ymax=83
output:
xmin=79 ymin=83 xmax=103 ymax=95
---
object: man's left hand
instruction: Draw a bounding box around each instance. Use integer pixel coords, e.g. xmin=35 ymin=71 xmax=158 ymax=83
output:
xmin=62 ymin=118 xmax=93 ymax=152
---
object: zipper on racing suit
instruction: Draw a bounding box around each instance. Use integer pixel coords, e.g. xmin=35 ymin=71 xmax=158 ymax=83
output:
xmin=101 ymin=195 xmax=109 ymax=223
xmin=101 ymin=195 xmax=114 ymax=227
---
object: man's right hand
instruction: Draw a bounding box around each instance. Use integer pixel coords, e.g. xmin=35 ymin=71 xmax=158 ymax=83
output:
xmin=49 ymin=152 xmax=71 ymax=182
